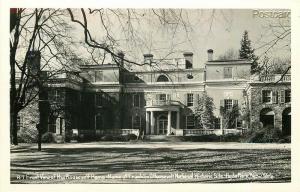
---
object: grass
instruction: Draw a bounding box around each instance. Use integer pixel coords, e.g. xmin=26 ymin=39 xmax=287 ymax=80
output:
xmin=10 ymin=142 xmax=291 ymax=183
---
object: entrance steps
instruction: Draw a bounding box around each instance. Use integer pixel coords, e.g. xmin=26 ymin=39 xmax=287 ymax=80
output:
xmin=143 ymin=135 xmax=182 ymax=142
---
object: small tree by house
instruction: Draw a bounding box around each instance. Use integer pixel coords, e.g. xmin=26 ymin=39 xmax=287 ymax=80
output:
xmin=220 ymin=103 xmax=239 ymax=129
xmin=239 ymin=30 xmax=259 ymax=74
xmin=195 ymin=91 xmax=215 ymax=129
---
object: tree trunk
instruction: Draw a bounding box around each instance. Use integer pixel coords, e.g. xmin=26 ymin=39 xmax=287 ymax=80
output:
xmin=11 ymin=111 xmax=18 ymax=145
xmin=37 ymin=124 xmax=42 ymax=151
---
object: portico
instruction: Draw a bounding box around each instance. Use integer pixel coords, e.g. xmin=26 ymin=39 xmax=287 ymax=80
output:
xmin=145 ymin=105 xmax=180 ymax=135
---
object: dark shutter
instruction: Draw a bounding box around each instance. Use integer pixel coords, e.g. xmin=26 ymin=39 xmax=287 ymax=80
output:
xmin=234 ymin=99 xmax=238 ymax=107
xmin=280 ymin=90 xmax=285 ymax=103
xmin=272 ymin=91 xmax=278 ymax=104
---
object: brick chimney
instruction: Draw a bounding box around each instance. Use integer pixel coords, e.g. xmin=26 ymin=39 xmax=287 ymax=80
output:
xmin=28 ymin=51 xmax=41 ymax=76
xmin=207 ymin=49 xmax=213 ymax=61
xmin=183 ymin=52 xmax=193 ymax=69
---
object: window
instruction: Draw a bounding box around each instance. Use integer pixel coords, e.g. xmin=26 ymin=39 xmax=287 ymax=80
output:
xmin=94 ymin=71 xmax=103 ymax=82
xmin=224 ymin=99 xmax=233 ymax=111
xmin=224 ymin=67 xmax=232 ymax=78
xmin=214 ymin=118 xmax=221 ymax=129
xmin=132 ymin=116 xmax=141 ymax=129
xmin=262 ymin=90 xmax=272 ymax=103
xmin=187 ymin=93 xmax=194 ymax=106
xmin=186 ymin=115 xmax=195 ymax=129
xmin=159 ymin=94 xmax=166 ymax=101
xmin=48 ymin=116 xmax=56 ymax=133
xmin=95 ymin=93 xmax=102 ymax=107
xmin=17 ymin=116 xmax=22 ymax=130
xmin=236 ymin=119 xmax=242 ymax=128
xmin=133 ymin=94 xmax=140 ymax=107
xmin=95 ymin=114 xmax=103 ymax=130
xmin=157 ymin=75 xmax=169 ymax=82
xmin=285 ymin=90 xmax=291 ymax=103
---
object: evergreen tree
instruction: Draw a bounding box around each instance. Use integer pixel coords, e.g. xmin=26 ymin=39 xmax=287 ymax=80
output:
xmin=195 ymin=91 xmax=215 ymax=129
xmin=239 ymin=30 xmax=260 ymax=74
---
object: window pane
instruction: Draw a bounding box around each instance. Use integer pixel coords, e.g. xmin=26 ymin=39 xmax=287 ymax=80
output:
xmin=262 ymin=90 xmax=271 ymax=103
xmin=224 ymin=99 xmax=233 ymax=110
xmin=285 ymin=90 xmax=291 ymax=103
xmin=224 ymin=67 xmax=232 ymax=78
xmin=186 ymin=115 xmax=195 ymax=129
xmin=133 ymin=94 xmax=140 ymax=107
xmin=187 ymin=93 xmax=194 ymax=106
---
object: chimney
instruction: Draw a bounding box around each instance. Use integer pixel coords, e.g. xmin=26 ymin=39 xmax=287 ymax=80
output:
xmin=183 ymin=52 xmax=193 ymax=69
xmin=207 ymin=49 xmax=213 ymax=61
xmin=28 ymin=50 xmax=41 ymax=76
xmin=143 ymin=54 xmax=153 ymax=64
xmin=117 ymin=51 xmax=125 ymax=67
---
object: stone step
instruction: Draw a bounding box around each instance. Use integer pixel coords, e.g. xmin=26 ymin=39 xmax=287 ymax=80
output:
xmin=143 ymin=135 xmax=182 ymax=142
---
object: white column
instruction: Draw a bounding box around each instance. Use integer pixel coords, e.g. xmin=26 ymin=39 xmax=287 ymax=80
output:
xmin=146 ymin=112 xmax=149 ymax=135
xmin=150 ymin=111 xmax=155 ymax=135
xmin=220 ymin=117 xmax=224 ymax=135
xmin=167 ymin=111 xmax=171 ymax=135
xmin=176 ymin=111 xmax=180 ymax=129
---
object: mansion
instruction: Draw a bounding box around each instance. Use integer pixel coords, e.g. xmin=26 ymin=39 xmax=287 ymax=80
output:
xmin=18 ymin=50 xmax=291 ymax=142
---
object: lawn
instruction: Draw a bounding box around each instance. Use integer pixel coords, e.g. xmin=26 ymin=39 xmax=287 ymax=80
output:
xmin=10 ymin=142 xmax=291 ymax=183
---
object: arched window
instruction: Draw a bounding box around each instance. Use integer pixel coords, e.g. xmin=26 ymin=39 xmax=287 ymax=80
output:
xmin=157 ymin=75 xmax=169 ymax=82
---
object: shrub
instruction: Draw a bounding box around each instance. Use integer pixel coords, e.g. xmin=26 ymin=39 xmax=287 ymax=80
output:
xmin=17 ymin=127 xmax=38 ymax=143
xmin=221 ymin=133 xmax=242 ymax=142
xmin=124 ymin=134 xmax=138 ymax=141
xmin=242 ymin=125 xmax=282 ymax=143
xmin=41 ymin=132 xmax=55 ymax=143
xmin=184 ymin=134 xmax=220 ymax=142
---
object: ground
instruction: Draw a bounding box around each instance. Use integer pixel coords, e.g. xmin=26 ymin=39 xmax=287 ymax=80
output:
xmin=10 ymin=142 xmax=291 ymax=183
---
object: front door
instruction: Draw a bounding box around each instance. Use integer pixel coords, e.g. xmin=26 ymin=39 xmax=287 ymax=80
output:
xmin=158 ymin=115 xmax=168 ymax=135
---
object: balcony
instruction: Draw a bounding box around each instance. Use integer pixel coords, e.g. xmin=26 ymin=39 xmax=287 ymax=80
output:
xmin=259 ymin=74 xmax=291 ymax=82
xmin=146 ymin=99 xmax=181 ymax=106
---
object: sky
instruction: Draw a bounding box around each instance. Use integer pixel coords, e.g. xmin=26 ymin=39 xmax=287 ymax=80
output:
xmin=69 ymin=9 xmax=291 ymax=68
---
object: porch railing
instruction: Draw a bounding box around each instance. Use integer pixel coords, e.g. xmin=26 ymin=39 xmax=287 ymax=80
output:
xmin=259 ymin=74 xmax=291 ymax=82
xmin=146 ymin=100 xmax=181 ymax=106
xmin=78 ymin=129 xmax=140 ymax=137
xmin=183 ymin=129 xmax=215 ymax=135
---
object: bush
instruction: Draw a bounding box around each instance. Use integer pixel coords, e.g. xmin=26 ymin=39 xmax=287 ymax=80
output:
xmin=17 ymin=127 xmax=38 ymax=143
xmin=221 ymin=133 xmax=242 ymax=142
xmin=41 ymin=132 xmax=55 ymax=143
xmin=183 ymin=134 xmax=220 ymax=142
xmin=124 ymin=134 xmax=138 ymax=141
xmin=100 ymin=134 xmax=138 ymax=141
xmin=241 ymin=125 xmax=283 ymax=143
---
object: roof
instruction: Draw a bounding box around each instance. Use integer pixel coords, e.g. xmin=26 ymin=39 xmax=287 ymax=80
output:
xmin=205 ymin=59 xmax=252 ymax=65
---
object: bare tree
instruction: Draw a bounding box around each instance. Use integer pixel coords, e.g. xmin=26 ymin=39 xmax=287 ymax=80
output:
xmin=10 ymin=8 xmax=76 ymax=148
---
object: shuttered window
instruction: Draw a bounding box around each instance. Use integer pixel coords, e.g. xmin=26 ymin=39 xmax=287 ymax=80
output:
xmin=224 ymin=67 xmax=232 ymax=78
xmin=133 ymin=94 xmax=140 ymax=107
xmin=186 ymin=115 xmax=195 ymax=129
xmin=262 ymin=90 xmax=272 ymax=103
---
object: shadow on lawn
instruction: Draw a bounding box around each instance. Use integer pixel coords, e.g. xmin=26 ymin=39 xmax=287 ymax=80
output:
xmin=11 ymin=145 xmax=291 ymax=177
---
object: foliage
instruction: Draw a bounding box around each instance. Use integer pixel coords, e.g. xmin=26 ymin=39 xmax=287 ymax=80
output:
xmin=41 ymin=132 xmax=56 ymax=143
xmin=241 ymin=125 xmax=283 ymax=143
xmin=17 ymin=127 xmax=38 ymax=143
xmin=239 ymin=30 xmax=260 ymax=74
xmin=217 ymin=48 xmax=239 ymax=60
xmin=194 ymin=91 xmax=215 ymax=129
xmin=220 ymin=104 xmax=239 ymax=129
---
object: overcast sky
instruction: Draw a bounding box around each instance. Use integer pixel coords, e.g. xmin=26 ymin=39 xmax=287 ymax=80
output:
xmin=69 ymin=9 xmax=290 ymax=68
